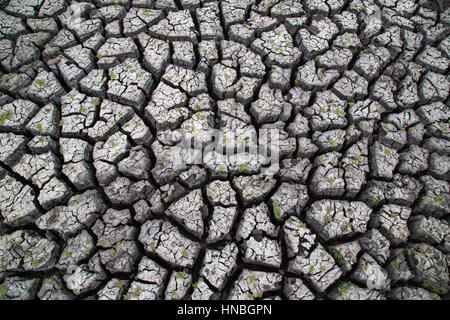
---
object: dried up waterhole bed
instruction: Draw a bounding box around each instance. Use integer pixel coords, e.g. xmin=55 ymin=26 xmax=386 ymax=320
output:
xmin=0 ymin=0 xmax=449 ymax=300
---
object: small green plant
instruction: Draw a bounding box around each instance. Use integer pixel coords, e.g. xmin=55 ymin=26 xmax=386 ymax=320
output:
xmin=334 ymin=108 xmax=346 ymax=116
xmin=116 ymin=241 xmax=124 ymax=251
xmin=92 ymin=97 xmax=101 ymax=106
xmin=133 ymin=285 xmax=142 ymax=298
xmin=31 ymin=258 xmax=40 ymax=267
xmin=63 ymin=250 xmax=71 ymax=258
xmin=333 ymin=250 xmax=343 ymax=260
xmin=238 ymin=162 xmax=249 ymax=172
xmin=371 ymin=194 xmax=380 ymax=203
xmin=35 ymin=79 xmax=51 ymax=88
xmin=114 ymin=280 xmax=124 ymax=287
xmin=0 ymin=283 xmax=8 ymax=297
xmin=327 ymin=137 xmax=336 ymax=147
xmin=0 ymin=110 xmax=14 ymax=125
xmin=97 ymin=237 xmax=108 ymax=247
xmin=249 ymin=273 xmax=257 ymax=283
xmin=109 ymin=72 xmax=118 ymax=80
xmin=344 ymin=220 xmax=352 ymax=230
xmin=352 ymin=155 xmax=362 ymax=166
xmin=338 ymin=282 xmax=349 ymax=294
xmin=430 ymin=293 xmax=441 ymax=300
xmin=308 ymin=266 xmax=315 ymax=274
xmin=273 ymin=202 xmax=281 ymax=220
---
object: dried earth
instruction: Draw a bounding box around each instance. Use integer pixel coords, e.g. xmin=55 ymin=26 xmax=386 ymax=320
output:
xmin=0 ymin=0 xmax=449 ymax=301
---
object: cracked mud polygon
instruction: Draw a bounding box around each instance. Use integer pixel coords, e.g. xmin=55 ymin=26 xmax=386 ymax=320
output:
xmin=0 ymin=0 xmax=449 ymax=301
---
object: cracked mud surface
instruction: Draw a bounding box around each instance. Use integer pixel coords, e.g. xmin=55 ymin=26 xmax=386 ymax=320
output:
xmin=0 ymin=0 xmax=449 ymax=301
